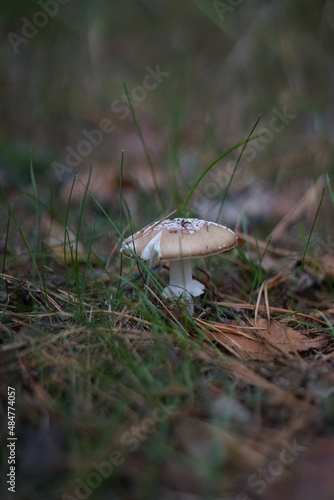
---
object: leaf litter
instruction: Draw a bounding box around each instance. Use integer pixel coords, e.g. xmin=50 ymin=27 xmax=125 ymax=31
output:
xmin=1 ymin=165 xmax=334 ymax=499
xmin=1 ymin=214 xmax=334 ymax=498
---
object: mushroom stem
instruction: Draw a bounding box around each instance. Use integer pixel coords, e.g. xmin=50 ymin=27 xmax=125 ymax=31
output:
xmin=163 ymin=259 xmax=205 ymax=298
xmin=169 ymin=259 xmax=193 ymax=291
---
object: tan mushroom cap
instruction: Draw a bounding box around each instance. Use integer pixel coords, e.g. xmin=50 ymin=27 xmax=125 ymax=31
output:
xmin=121 ymin=218 xmax=237 ymax=261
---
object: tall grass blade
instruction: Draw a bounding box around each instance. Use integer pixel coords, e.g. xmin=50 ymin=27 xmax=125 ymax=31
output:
xmin=289 ymin=188 xmax=325 ymax=311
xmin=119 ymin=149 xmax=125 ymax=281
xmin=180 ymin=115 xmax=261 ymax=216
xmin=0 ymin=183 xmax=42 ymax=282
xmin=326 ymin=172 xmax=334 ymax=204
xmin=216 ymin=115 xmax=262 ymax=222
xmin=123 ymin=82 xmax=163 ymax=209
xmin=30 ymin=157 xmax=39 ymax=281
xmin=0 ymin=193 xmax=17 ymax=274
xmin=64 ymin=173 xmax=77 ymax=268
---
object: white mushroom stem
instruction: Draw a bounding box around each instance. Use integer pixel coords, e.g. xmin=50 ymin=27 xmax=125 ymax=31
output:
xmin=162 ymin=259 xmax=205 ymax=298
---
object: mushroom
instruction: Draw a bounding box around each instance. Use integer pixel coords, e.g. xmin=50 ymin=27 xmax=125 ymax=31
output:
xmin=121 ymin=218 xmax=237 ymax=305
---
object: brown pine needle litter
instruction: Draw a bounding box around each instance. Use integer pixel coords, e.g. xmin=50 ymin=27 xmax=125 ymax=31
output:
xmin=1 ymin=208 xmax=334 ymax=500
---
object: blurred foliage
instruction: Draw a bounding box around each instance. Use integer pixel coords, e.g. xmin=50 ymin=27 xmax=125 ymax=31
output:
xmin=0 ymin=0 xmax=333 ymax=224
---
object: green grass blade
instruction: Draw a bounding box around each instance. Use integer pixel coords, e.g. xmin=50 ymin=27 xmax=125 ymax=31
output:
xmin=64 ymin=173 xmax=77 ymax=268
xmin=180 ymin=115 xmax=262 ymax=217
xmin=0 ymin=194 xmax=18 ymax=274
xmin=326 ymin=172 xmax=334 ymax=204
xmin=74 ymin=166 xmax=93 ymax=310
xmin=30 ymin=157 xmax=39 ymax=281
xmin=123 ymin=82 xmax=163 ymax=209
xmin=215 ymin=115 xmax=262 ymax=222
xmin=0 ymin=183 xmax=42 ymax=282
xmin=289 ymin=188 xmax=325 ymax=311
xmin=119 ymin=149 xmax=125 ymax=281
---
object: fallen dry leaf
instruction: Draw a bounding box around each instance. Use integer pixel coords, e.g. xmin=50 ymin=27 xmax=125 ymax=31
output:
xmin=269 ymin=175 xmax=326 ymax=243
xmin=198 ymin=318 xmax=330 ymax=361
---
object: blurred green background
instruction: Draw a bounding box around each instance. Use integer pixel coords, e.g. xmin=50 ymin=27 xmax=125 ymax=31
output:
xmin=1 ymin=0 xmax=334 ymax=240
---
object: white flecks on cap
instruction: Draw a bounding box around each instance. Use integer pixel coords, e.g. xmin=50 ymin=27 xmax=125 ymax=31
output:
xmin=121 ymin=218 xmax=238 ymax=305
xmin=121 ymin=218 xmax=237 ymax=262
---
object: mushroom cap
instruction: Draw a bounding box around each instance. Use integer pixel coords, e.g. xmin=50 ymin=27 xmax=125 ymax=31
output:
xmin=121 ymin=218 xmax=237 ymax=261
